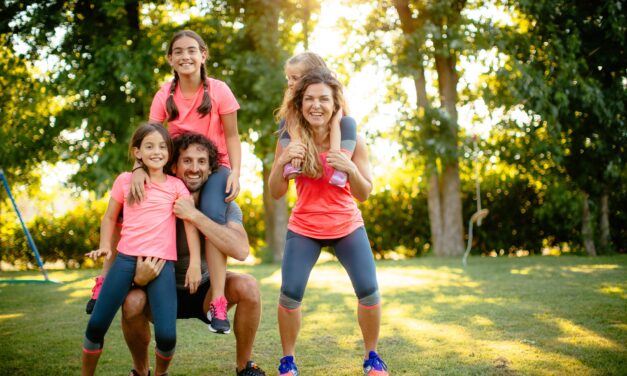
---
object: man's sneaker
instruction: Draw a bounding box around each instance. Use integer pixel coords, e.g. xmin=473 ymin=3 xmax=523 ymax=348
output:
xmin=277 ymin=355 xmax=298 ymax=376
xmin=283 ymin=163 xmax=301 ymax=180
xmin=329 ymin=170 xmax=348 ymax=187
xmin=128 ymin=370 xmax=150 ymax=376
xmin=85 ymin=275 xmax=104 ymax=314
xmin=207 ymin=295 xmax=231 ymax=334
xmin=236 ymin=360 xmax=267 ymax=376
xmin=363 ymin=351 xmax=388 ymax=376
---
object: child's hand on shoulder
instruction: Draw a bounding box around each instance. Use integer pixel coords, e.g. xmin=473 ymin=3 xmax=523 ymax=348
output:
xmin=185 ymin=263 xmax=202 ymax=294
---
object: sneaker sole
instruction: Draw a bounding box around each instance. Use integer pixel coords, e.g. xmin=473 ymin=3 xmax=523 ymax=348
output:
xmin=207 ymin=324 xmax=231 ymax=334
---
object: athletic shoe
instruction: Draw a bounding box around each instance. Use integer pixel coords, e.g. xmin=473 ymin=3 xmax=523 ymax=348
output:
xmin=329 ymin=170 xmax=348 ymax=187
xmin=128 ymin=369 xmax=150 ymax=376
xmin=283 ymin=163 xmax=301 ymax=179
xmin=277 ymin=355 xmax=298 ymax=376
xmin=207 ymin=295 xmax=231 ymax=334
xmin=236 ymin=360 xmax=267 ymax=376
xmin=85 ymin=275 xmax=104 ymax=314
xmin=363 ymin=351 xmax=388 ymax=375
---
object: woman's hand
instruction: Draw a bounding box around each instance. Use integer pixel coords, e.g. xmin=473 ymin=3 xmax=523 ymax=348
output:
xmin=129 ymin=168 xmax=150 ymax=205
xmin=225 ymin=170 xmax=240 ymax=202
xmin=279 ymin=141 xmax=306 ymax=167
xmin=326 ymin=149 xmax=355 ymax=176
xmin=85 ymin=248 xmax=112 ymax=261
xmin=185 ymin=263 xmax=202 ymax=294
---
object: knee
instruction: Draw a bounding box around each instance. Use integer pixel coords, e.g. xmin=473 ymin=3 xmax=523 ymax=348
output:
xmin=227 ymin=273 xmax=260 ymax=306
xmin=279 ymin=292 xmax=301 ymax=310
xmin=122 ymin=289 xmax=148 ymax=321
xmin=358 ymin=290 xmax=381 ymax=307
xmin=155 ymin=330 xmax=176 ymax=354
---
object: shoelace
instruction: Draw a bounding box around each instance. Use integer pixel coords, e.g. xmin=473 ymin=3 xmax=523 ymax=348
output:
xmin=211 ymin=296 xmax=228 ymax=320
xmin=366 ymin=352 xmax=388 ymax=371
xmin=91 ymin=276 xmax=104 ymax=299
xmin=278 ymin=357 xmax=295 ymax=374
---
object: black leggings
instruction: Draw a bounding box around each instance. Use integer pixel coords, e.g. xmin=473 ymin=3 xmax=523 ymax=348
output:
xmin=279 ymin=227 xmax=380 ymax=309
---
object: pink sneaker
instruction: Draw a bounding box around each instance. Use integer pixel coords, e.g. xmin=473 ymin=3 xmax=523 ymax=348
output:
xmin=207 ymin=295 xmax=231 ymax=334
xmin=283 ymin=163 xmax=301 ymax=179
xmin=329 ymin=170 xmax=348 ymax=188
xmin=85 ymin=275 xmax=104 ymax=314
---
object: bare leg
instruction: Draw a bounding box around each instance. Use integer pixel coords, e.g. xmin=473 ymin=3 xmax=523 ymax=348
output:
xmin=278 ymin=305 xmax=301 ymax=357
xmin=207 ymin=242 xmax=227 ymax=302
xmin=358 ymin=303 xmax=381 ymax=357
xmin=121 ymin=289 xmax=151 ymax=376
xmin=155 ymin=354 xmax=173 ymax=375
xmin=81 ymin=351 xmax=101 ymax=376
xmin=222 ymin=272 xmax=262 ymax=371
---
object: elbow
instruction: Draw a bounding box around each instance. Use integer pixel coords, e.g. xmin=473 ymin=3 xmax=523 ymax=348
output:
xmin=232 ymin=244 xmax=250 ymax=261
xmin=355 ymin=192 xmax=370 ymax=202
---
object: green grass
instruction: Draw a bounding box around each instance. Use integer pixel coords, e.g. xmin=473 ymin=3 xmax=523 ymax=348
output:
xmin=1 ymin=255 xmax=626 ymax=375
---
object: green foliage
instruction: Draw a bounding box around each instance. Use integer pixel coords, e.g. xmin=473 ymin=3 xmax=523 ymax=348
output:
xmin=359 ymin=165 xmax=431 ymax=258
xmin=236 ymin=190 xmax=265 ymax=254
xmin=486 ymin=0 xmax=626 ymax=208
xmin=1 ymin=198 xmax=106 ymax=266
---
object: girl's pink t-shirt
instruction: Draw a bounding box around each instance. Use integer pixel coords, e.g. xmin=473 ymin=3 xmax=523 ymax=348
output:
xmin=110 ymin=172 xmax=190 ymax=261
xmin=149 ymin=78 xmax=240 ymax=168
xmin=288 ymin=152 xmax=364 ymax=239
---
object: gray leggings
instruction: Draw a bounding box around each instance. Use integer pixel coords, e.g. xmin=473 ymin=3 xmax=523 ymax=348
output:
xmin=279 ymin=116 xmax=357 ymax=152
xmin=279 ymin=227 xmax=381 ymax=309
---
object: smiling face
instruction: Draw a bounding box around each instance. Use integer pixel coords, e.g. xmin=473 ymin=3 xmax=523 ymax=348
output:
xmin=301 ymin=83 xmax=335 ymax=128
xmin=167 ymin=36 xmax=207 ymax=77
xmin=134 ymin=131 xmax=169 ymax=171
xmin=171 ymin=143 xmax=211 ymax=193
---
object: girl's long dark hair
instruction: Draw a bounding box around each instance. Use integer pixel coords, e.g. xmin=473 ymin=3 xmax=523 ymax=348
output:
xmin=166 ymin=30 xmax=212 ymax=121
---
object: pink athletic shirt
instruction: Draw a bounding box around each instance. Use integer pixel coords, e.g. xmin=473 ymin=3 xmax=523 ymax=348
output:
xmin=110 ymin=172 xmax=190 ymax=261
xmin=288 ymin=152 xmax=364 ymax=239
xmin=149 ymin=78 xmax=240 ymax=168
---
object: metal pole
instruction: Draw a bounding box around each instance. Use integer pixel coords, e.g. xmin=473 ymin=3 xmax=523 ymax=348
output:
xmin=0 ymin=169 xmax=50 ymax=281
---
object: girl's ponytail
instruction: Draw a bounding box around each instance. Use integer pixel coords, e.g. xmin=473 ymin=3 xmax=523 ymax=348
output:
xmin=166 ymin=73 xmax=180 ymax=121
xmin=197 ymin=64 xmax=212 ymax=117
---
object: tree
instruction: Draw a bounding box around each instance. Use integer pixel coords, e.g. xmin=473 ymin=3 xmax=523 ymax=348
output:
xmin=486 ymin=0 xmax=626 ymax=254
xmin=4 ymin=0 xmax=318 ymax=261
xmin=344 ymin=0 xmax=493 ymax=256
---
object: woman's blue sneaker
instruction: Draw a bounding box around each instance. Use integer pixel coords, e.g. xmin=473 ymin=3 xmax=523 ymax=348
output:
xmin=278 ymin=355 xmax=298 ymax=376
xmin=363 ymin=351 xmax=388 ymax=375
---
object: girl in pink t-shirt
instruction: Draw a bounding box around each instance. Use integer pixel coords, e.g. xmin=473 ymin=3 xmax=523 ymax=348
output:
xmin=130 ymin=30 xmax=237 ymax=334
xmin=81 ymin=123 xmax=201 ymax=376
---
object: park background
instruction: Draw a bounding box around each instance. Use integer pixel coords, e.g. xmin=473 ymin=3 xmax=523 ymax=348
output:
xmin=1 ymin=1 xmax=625 ymax=375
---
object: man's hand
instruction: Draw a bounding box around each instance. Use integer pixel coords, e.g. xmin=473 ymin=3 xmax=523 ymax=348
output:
xmin=133 ymin=256 xmax=165 ymax=286
xmin=173 ymin=196 xmax=198 ymax=222
xmin=185 ymin=264 xmax=201 ymax=294
xmin=85 ymin=248 xmax=112 ymax=260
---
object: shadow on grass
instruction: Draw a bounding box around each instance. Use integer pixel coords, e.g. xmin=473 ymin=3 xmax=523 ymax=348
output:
xmin=0 ymin=257 xmax=625 ymax=375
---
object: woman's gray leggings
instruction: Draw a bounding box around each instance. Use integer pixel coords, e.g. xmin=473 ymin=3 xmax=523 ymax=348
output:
xmin=279 ymin=226 xmax=381 ymax=309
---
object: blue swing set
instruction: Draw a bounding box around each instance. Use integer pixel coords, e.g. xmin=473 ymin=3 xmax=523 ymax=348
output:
xmin=0 ymin=169 xmax=59 ymax=284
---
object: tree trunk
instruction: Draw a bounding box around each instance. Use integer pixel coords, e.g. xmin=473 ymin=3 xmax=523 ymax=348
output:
xmin=427 ymin=173 xmax=444 ymax=254
xmin=394 ymin=0 xmax=465 ymax=256
xmin=440 ymin=163 xmax=465 ymax=256
xmin=581 ymin=192 xmax=597 ymax=256
xmin=599 ymin=191 xmax=610 ymax=253
xmin=262 ymin=166 xmax=288 ymax=262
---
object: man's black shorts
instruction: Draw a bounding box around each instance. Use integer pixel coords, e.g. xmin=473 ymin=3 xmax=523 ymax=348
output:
xmin=176 ymin=280 xmax=211 ymax=324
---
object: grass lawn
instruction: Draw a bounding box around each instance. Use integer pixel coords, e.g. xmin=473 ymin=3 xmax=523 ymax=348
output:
xmin=1 ymin=255 xmax=626 ymax=375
